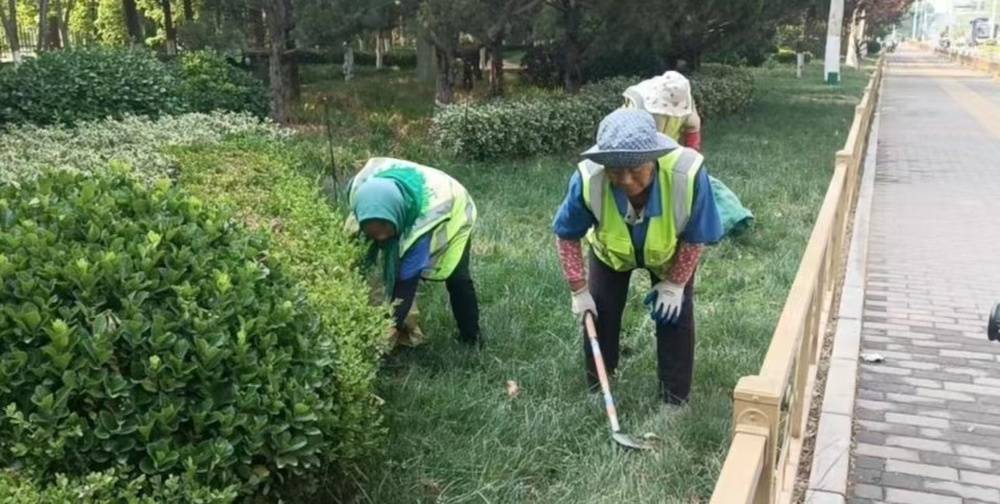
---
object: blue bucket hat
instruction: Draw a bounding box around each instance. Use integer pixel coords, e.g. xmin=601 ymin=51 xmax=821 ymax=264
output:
xmin=581 ymin=109 xmax=678 ymax=168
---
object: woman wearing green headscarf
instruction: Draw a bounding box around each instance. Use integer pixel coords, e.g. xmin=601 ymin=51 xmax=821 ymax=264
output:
xmin=348 ymin=157 xmax=480 ymax=347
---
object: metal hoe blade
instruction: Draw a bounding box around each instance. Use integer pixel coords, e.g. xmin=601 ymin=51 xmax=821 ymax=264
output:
xmin=611 ymin=431 xmax=654 ymax=451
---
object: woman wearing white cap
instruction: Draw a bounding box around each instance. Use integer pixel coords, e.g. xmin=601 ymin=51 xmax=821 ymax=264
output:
xmin=623 ymin=71 xmax=702 ymax=151
xmin=553 ymin=108 xmax=723 ymax=406
xmin=624 ymin=70 xmax=754 ymax=239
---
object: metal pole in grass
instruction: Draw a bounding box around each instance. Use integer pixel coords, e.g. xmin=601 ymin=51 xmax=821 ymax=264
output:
xmin=824 ymin=0 xmax=845 ymax=84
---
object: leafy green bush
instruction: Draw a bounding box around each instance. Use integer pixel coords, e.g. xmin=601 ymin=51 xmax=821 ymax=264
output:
xmin=175 ymin=136 xmax=389 ymax=498
xmin=175 ymin=51 xmax=268 ymax=117
xmin=0 ymin=112 xmax=288 ymax=187
xmin=433 ymin=65 xmax=754 ymax=160
xmin=690 ymin=63 xmax=754 ymax=120
xmin=0 ymin=49 xmax=270 ymax=127
xmin=0 ymin=168 xmax=351 ymax=496
xmin=773 ymin=48 xmax=814 ymax=64
xmin=0 ymin=48 xmax=186 ymax=126
xmin=0 ymin=469 xmax=237 ymax=503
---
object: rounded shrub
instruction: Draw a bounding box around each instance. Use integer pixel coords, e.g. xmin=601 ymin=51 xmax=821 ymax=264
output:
xmin=0 ymin=48 xmax=185 ymax=126
xmin=175 ymin=51 xmax=269 ymax=117
xmin=433 ymin=64 xmax=754 ymax=159
xmin=690 ymin=63 xmax=754 ymax=120
xmin=0 ymin=168 xmax=345 ymax=496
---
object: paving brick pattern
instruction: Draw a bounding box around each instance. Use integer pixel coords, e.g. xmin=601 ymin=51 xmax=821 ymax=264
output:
xmin=847 ymin=47 xmax=1000 ymax=504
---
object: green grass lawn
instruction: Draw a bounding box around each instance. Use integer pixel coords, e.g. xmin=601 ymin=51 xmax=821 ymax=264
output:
xmin=324 ymin=62 xmax=872 ymax=503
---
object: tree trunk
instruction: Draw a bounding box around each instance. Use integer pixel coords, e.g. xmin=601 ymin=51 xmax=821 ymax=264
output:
xmin=488 ymin=35 xmax=504 ymax=97
xmin=434 ymin=46 xmax=455 ymax=105
xmin=416 ymin=33 xmax=435 ymax=82
xmin=181 ymin=0 xmax=192 ymax=20
xmin=122 ymin=0 xmax=144 ymax=46
xmin=265 ymin=0 xmax=295 ymax=124
xmin=45 ymin=13 xmax=61 ymax=48
xmin=247 ymin=6 xmax=267 ymax=81
xmin=561 ymin=0 xmax=582 ymax=93
xmin=36 ymin=0 xmax=49 ymax=51
xmin=0 ymin=0 xmax=20 ymax=63
xmin=60 ymin=0 xmax=73 ymax=48
xmin=845 ymin=7 xmax=859 ymax=68
xmin=342 ymin=44 xmax=354 ymax=80
xmin=161 ymin=0 xmax=176 ymax=55
xmin=857 ymin=9 xmax=867 ymax=61
xmin=824 ymin=0 xmax=845 ymax=84
xmin=375 ymin=30 xmax=383 ymax=69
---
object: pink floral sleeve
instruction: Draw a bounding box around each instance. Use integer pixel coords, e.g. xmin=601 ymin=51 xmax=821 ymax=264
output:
xmin=556 ymin=238 xmax=586 ymax=286
xmin=666 ymin=242 xmax=702 ymax=285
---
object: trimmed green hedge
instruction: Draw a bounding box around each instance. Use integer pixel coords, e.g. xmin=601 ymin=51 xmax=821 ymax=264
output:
xmin=433 ymin=64 xmax=754 ymax=160
xmin=0 ymin=48 xmax=267 ymax=127
xmin=176 ymin=51 xmax=269 ymax=118
xmin=1 ymin=115 xmax=389 ymax=500
xmin=774 ymin=48 xmax=815 ymax=65
xmin=175 ymin=136 xmax=390 ymax=495
xmin=0 ymin=48 xmax=186 ymax=126
xmin=0 ymin=112 xmax=288 ymax=187
xmin=0 ymin=168 xmax=351 ymax=496
xmin=690 ymin=63 xmax=754 ymax=120
xmin=0 ymin=469 xmax=237 ymax=503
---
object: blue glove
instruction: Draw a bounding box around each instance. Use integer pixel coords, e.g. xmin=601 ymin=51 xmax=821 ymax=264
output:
xmin=644 ymin=281 xmax=685 ymax=325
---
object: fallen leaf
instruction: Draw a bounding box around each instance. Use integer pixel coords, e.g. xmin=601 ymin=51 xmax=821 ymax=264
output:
xmin=505 ymin=380 xmax=520 ymax=399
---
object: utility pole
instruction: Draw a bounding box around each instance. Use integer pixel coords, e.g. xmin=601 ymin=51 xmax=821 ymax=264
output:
xmin=825 ymin=0 xmax=845 ymax=84
xmin=992 ymin=0 xmax=998 ymax=39
xmin=924 ymin=1 xmax=931 ymax=40
xmin=912 ymin=0 xmax=920 ymax=39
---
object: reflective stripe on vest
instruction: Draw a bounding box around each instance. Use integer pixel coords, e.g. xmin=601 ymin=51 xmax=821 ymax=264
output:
xmin=350 ymin=157 xmax=477 ymax=280
xmin=578 ymin=148 xmax=702 ymax=272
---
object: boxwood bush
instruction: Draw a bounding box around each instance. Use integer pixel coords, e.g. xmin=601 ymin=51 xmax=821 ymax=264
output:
xmin=175 ymin=51 xmax=268 ymax=118
xmin=433 ymin=64 xmax=754 ymax=160
xmin=0 ymin=469 xmax=237 ymax=503
xmin=0 ymin=167 xmax=351 ymax=496
xmin=175 ymin=136 xmax=390 ymax=498
xmin=0 ymin=49 xmax=267 ymax=127
xmin=690 ymin=63 xmax=754 ymax=120
xmin=0 ymin=48 xmax=186 ymax=126
xmin=0 ymin=112 xmax=288 ymax=187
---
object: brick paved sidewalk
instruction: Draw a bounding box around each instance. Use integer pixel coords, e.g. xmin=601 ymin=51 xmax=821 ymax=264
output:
xmin=847 ymin=47 xmax=1000 ymax=504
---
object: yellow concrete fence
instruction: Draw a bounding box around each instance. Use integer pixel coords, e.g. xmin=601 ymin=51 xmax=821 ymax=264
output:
xmin=709 ymin=58 xmax=885 ymax=504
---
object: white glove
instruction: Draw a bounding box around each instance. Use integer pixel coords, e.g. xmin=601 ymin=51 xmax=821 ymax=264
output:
xmin=647 ymin=281 xmax=685 ymax=324
xmin=571 ymin=288 xmax=597 ymax=321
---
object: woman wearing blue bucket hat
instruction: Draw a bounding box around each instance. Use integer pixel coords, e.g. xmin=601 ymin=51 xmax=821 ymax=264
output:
xmin=553 ymin=108 xmax=723 ymax=406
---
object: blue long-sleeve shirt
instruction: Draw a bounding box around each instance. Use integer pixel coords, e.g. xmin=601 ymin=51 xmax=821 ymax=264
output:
xmin=399 ymin=235 xmax=432 ymax=281
xmin=553 ymin=165 xmax=723 ymax=267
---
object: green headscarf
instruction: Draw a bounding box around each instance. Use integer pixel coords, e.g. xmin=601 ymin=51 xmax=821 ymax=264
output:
xmin=352 ymin=167 xmax=430 ymax=296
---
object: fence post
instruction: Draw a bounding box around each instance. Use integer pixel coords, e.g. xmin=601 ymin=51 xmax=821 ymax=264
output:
xmin=732 ymin=376 xmax=782 ymax=504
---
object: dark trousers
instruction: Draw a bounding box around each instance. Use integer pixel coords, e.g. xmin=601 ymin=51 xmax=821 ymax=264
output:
xmin=393 ymin=241 xmax=480 ymax=343
xmin=584 ymin=253 xmax=696 ymax=404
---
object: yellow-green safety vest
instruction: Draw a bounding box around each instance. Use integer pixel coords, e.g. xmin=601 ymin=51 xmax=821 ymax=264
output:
xmin=579 ymin=148 xmax=703 ymax=272
xmin=349 ymin=157 xmax=477 ymax=281
xmin=657 ymin=115 xmax=685 ymax=141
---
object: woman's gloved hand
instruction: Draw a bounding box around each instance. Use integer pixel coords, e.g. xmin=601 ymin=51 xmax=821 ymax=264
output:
xmin=644 ymin=281 xmax=685 ymax=325
xmin=571 ymin=287 xmax=597 ymax=322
